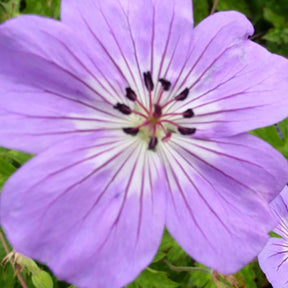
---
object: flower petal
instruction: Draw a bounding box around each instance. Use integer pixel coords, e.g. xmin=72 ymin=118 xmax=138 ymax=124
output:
xmin=169 ymin=11 xmax=288 ymax=137
xmin=259 ymin=187 xmax=288 ymax=287
xmin=61 ymin=0 xmax=194 ymax=106
xmin=0 ymin=16 xmax=131 ymax=153
xmin=259 ymin=237 xmax=288 ymax=288
xmin=0 ymin=132 xmax=165 ymax=288
xmin=158 ymin=133 xmax=288 ymax=273
xmin=270 ymin=188 xmax=288 ymax=239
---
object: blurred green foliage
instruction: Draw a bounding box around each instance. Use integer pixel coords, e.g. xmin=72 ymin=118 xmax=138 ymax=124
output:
xmin=0 ymin=0 xmax=288 ymax=287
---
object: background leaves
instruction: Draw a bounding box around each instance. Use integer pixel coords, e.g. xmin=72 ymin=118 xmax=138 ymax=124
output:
xmin=0 ymin=0 xmax=287 ymax=287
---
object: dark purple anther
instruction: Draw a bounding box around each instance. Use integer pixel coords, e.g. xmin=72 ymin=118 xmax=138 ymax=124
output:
xmin=143 ymin=71 xmax=154 ymax=91
xmin=114 ymin=103 xmax=132 ymax=115
xmin=125 ymin=87 xmax=137 ymax=101
xmin=159 ymin=78 xmax=171 ymax=91
xmin=183 ymin=108 xmax=194 ymax=118
xmin=153 ymin=104 xmax=162 ymax=118
xmin=178 ymin=127 xmax=196 ymax=135
xmin=148 ymin=137 xmax=158 ymax=150
xmin=123 ymin=127 xmax=139 ymax=136
xmin=175 ymin=88 xmax=189 ymax=101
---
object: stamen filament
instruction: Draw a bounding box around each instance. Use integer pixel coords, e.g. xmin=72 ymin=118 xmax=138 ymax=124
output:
xmin=156 ymin=87 xmax=165 ymax=105
xmin=161 ymin=98 xmax=176 ymax=109
xmin=158 ymin=122 xmax=172 ymax=142
xmin=162 ymin=108 xmax=194 ymax=119
xmin=161 ymin=119 xmax=181 ymax=127
xmin=162 ymin=131 xmax=172 ymax=142
xmin=135 ymin=98 xmax=150 ymax=115
xmin=132 ymin=110 xmax=147 ymax=118
xmin=149 ymin=90 xmax=153 ymax=113
xmin=162 ymin=112 xmax=184 ymax=117
xmin=135 ymin=120 xmax=151 ymax=130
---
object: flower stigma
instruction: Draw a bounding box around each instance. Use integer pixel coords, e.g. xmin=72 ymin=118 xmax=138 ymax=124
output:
xmin=114 ymin=71 xmax=196 ymax=151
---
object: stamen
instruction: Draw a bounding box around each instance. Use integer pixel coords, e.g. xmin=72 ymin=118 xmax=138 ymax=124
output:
xmin=131 ymin=110 xmax=147 ymax=118
xmin=183 ymin=108 xmax=194 ymax=118
xmin=148 ymin=137 xmax=158 ymax=150
xmin=175 ymin=88 xmax=189 ymax=101
xmin=178 ymin=127 xmax=196 ymax=135
xmin=125 ymin=87 xmax=137 ymax=101
xmin=123 ymin=127 xmax=139 ymax=136
xmin=153 ymin=104 xmax=162 ymax=119
xmin=143 ymin=71 xmax=154 ymax=91
xmin=159 ymin=78 xmax=171 ymax=91
xmin=114 ymin=103 xmax=132 ymax=115
xmin=162 ymin=131 xmax=172 ymax=142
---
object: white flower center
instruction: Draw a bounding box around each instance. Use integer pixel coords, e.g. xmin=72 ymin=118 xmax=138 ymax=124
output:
xmin=114 ymin=71 xmax=196 ymax=151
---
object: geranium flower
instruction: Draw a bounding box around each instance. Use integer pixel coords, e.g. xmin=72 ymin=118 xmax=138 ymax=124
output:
xmin=0 ymin=0 xmax=288 ymax=287
xmin=259 ymin=186 xmax=288 ymax=288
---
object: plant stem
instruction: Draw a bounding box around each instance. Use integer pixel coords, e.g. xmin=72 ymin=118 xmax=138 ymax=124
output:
xmin=0 ymin=230 xmax=9 ymax=254
xmin=0 ymin=230 xmax=28 ymax=288
xmin=210 ymin=0 xmax=220 ymax=14
xmin=164 ymin=259 xmax=211 ymax=273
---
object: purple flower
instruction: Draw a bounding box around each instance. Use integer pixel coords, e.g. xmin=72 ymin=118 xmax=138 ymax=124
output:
xmin=0 ymin=0 xmax=288 ymax=287
xmin=259 ymin=186 xmax=288 ymax=288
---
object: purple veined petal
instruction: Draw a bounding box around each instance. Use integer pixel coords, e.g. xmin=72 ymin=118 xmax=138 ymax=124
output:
xmin=168 ymin=133 xmax=288 ymax=202
xmin=165 ymin=11 xmax=253 ymax=102
xmin=157 ymin=133 xmax=287 ymax=273
xmin=259 ymin=187 xmax=288 ymax=288
xmin=0 ymin=16 xmax=136 ymax=153
xmin=0 ymin=83 xmax=132 ymax=153
xmin=61 ymin=0 xmax=194 ymax=106
xmin=270 ymin=188 xmax=288 ymax=239
xmin=0 ymin=131 xmax=166 ymax=288
xmin=166 ymin=11 xmax=288 ymax=138
xmin=259 ymin=237 xmax=288 ymax=288
xmin=0 ymin=16 xmax=127 ymax=104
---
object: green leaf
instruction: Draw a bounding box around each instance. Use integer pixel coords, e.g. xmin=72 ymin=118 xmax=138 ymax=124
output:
xmin=22 ymin=0 xmax=60 ymax=19
xmin=0 ymin=230 xmax=16 ymax=288
xmin=0 ymin=148 xmax=32 ymax=190
xmin=32 ymin=271 xmax=54 ymax=288
xmin=216 ymin=0 xmax=251 ymax=17
xmin=278 ymin=118 xmax=288 ymax=139
xmin=0 ymin=156 xmax=16 ymax=175
xmin=0 ymin=0 xmax=21 ymax=22
xmin=250 ymin=118 xmax=288 ymax=159
xmin=193 ymin=0 xmax=209 ymax=25
xmin=188 ymin=263 xmax=214 ymax=288
xmin=263 ymin=7 xmax=285 ymax=27
xmin=127 ymin=268 xmax=179 ymax=288
xmin=0 ymin=264 xmax=17 ymax=288
xmin=152 ymin=251 xmax=166 ymax=263
xmin=239 ymin=263 xmax=257 ymax=288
